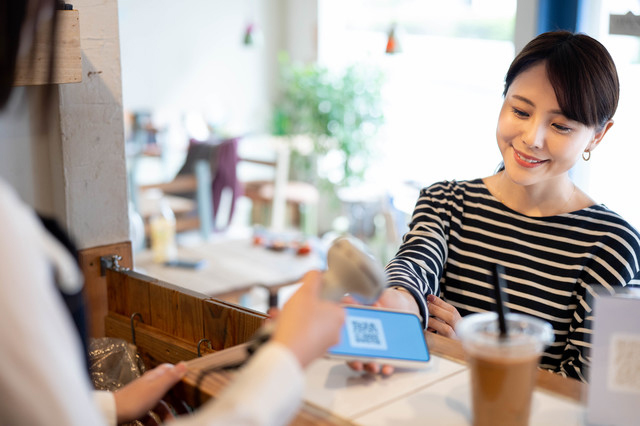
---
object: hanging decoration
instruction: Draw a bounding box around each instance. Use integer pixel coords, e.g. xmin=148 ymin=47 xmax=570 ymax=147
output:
xmin=385 ymin=24 xmax=401 ymax=54
xmin=243 ymin=23 xmax=263 ymax=47
xmin=242 ymin=0 xmax=263 ymax=47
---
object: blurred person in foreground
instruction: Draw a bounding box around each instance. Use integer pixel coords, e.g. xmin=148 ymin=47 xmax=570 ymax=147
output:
xmin=0 ymin=1 xmax=344 ymax=425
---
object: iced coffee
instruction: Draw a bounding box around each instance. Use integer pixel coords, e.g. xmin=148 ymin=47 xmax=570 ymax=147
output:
xmin=456 ymin=312 xmax=553 ymax=426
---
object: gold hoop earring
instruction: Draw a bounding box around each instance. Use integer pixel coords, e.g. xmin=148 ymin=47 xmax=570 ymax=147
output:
xmin=582 ymin=151 xmax=591 ymax=161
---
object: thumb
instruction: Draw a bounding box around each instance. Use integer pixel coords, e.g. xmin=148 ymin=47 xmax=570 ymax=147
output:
xmin=144 ymin=362 xmax=187 ymax=387
xmin=300 ymin=270 xmax=323 ymax=296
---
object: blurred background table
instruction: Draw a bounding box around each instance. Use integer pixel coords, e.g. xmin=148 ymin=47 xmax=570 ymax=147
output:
xmin=133 ymin=235 xmax=324 ymax=310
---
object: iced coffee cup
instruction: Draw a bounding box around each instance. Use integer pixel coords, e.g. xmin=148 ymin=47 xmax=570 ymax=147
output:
xmin=456 ymin=312 xmax=554 ymax=426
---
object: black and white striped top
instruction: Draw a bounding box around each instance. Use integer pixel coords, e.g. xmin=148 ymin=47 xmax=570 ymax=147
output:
xmin=386 ymin=179 xmax=640 ymax=383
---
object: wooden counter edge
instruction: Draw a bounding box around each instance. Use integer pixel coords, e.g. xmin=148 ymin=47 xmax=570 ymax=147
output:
xmin=425 ymin=332 xmax=588 ymax=403
xmin=174 ymin=344 xmax=353 ymax=425
xmin=171 ymin=331 xmax=586 ymax=425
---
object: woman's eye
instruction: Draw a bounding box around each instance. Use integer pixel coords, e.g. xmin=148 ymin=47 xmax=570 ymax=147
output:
xmin=552 ymin=123 xmax=572 ymax=133
xmin=512 ymin=107 xmax=529 ymax=118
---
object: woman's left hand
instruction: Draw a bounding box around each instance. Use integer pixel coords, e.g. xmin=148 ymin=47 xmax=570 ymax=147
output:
xmin=426 ymin=294 xmax=462 ymax=338
xmin=114 ymin=362 xmax=187 ymax=423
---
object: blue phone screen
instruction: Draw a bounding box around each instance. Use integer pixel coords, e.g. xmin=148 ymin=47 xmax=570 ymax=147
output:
xmin=328 ymin=306 xmax=429 ymax=362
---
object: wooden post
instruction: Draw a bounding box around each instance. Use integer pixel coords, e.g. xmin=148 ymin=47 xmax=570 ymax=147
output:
xmin=77 ymin=241 xmax=132 ymax=337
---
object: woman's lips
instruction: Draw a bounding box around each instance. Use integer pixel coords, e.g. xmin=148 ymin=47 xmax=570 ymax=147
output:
xmin=513 ymin=148 xmax=547 ymax=168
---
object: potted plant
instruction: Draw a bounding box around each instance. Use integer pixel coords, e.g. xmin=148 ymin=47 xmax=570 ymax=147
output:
xmin=272 ymin=54 xmax=385 ymax=191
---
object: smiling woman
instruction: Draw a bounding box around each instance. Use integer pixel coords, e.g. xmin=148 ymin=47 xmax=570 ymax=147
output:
xmin=357 ymin=30 xmax=640 ymax=384
xmin=491 ymin=61 xmax=613 ymax=217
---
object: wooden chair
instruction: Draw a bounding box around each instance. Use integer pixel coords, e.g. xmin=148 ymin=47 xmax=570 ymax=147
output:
xmin=137 ymin=136 xmax=320 ymax=236
xmin=241 ymin=141 xmax=319 ymax=234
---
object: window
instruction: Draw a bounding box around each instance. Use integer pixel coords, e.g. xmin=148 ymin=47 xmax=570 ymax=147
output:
xmin=318 ymin=0 xmax=517 ymax=213
xmin=582 ymin=0 xmax=640 ymax=229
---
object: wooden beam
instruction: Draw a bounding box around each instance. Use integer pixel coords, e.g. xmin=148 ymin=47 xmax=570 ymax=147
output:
xmin=13 ymin=10 xmax=82 ymax=86
xmin=77 ymin=241 xmax=132 ymax=338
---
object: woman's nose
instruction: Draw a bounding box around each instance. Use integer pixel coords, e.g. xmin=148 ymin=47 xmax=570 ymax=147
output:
xmin=522 ymin=122 xmax=545 ymax=149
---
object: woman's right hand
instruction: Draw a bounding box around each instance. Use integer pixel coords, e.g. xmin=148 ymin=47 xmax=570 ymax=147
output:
xmin=346 ymin=287 xmax=421 ymax=376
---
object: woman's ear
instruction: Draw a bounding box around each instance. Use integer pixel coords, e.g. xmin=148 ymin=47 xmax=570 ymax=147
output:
xmin=587 ymin=120 xmax=614 ymax=153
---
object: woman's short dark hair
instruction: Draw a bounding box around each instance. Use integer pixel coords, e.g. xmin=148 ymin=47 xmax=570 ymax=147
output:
xmin=503 ymin=31 xmax=619 ymax=130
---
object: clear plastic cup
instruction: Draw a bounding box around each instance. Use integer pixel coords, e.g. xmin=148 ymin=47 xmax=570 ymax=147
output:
xmin=456 ymin=312 xmax=554 ymax=426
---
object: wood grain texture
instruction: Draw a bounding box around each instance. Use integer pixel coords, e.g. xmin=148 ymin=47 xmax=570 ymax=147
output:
xmin=77 ymin=241 xmax=132 ymax=338
xmin=105 ymin=312 xmax=198 ymax=368
xmin=13 ymin=10 xmax=82 ymax=86
xmin=203 ymin=298 xmax=267 ymax=350
xmin=106 ymin=269 xmax=151 ymax=320
xmin=148 ymin=280 xmax=205 ymax=343
xmin=104 ymin=270 xmax=266 ymax=366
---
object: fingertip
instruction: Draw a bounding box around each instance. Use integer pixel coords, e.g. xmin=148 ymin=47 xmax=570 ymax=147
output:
xmin=347 ymin=361 xmax=363 ymax=371
xmin=341 ymin=295 xmax=357 ymax=305
xmin=267 ymin=307 xmax=279 ymax=319
xmin=302 ymin=270 xmax=324 ymax=293
xmin=381 ymin=365 xmax=395 ymax=376
xmin=304 ymin=270 xmax=322 ymax=283
xmin=364 ymin=363 xmax=380 ymax=374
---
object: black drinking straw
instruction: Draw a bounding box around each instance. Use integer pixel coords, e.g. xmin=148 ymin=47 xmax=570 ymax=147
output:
xmin=493 ymin=264 xmax=509 ymax=338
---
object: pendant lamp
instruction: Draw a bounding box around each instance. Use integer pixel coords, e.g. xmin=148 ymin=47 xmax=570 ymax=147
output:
xmin=243 ymin=23 xmax=257 ymax=46
xmin=385 ymin=25 xmax=401 ymax=54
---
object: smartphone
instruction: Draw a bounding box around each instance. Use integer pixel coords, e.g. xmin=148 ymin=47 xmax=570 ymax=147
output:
xmin=164 ymin=259 xmax=207 ymax=269
xmin=327 ymin=305 xmax=430 ymax=369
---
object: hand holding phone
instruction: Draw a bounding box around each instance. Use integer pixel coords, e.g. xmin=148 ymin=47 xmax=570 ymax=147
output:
xmin=328 ymin=305 xmax=430 ymax=369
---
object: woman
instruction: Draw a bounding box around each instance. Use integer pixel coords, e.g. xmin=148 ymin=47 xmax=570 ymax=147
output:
xmin=0 ymin=1 xmax=344 ymax=425
xmin=353 ymin=31 xmax=640 ymax=383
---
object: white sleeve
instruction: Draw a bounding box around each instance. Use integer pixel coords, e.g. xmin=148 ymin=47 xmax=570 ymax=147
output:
xmin=0 ymin=182 xmax=106 ymax=425
xmin=169 ymin=341 xmax=305 ymax=426
xmin=94 ymin=391 xmax=117 ymax=426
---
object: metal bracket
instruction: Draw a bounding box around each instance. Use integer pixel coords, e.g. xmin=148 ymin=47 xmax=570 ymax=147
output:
xmin=100 ymin=254 xmax=130 ymax=276
xmin=197 ymin=338 xmax=213 ymax=357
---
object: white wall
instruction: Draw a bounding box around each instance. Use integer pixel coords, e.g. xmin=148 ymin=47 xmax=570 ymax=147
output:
xmin=119 ymin=0 xmax=318 ymax=139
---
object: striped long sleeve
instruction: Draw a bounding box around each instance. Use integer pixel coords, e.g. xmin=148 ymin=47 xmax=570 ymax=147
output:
xmin=386 ymin=179 xmax=640 ymax=382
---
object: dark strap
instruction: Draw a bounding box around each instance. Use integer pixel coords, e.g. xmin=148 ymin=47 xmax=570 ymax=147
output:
xmin=37 ymin=215 xmax=90 ymax=371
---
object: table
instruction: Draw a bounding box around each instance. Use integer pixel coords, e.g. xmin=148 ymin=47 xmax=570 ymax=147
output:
xmin=133 ymin=237 xmax=324 ymax=305
xmin=179 ymin=333 xmax=587 ymax=425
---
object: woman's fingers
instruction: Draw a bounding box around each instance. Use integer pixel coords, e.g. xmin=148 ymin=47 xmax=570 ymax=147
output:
xmin=347 ymin=360 xmax=394 ymax=376
xmin=426 ymin=295 xmax=461 ymax=338
xmin=347 ymin=360 xmax=364 ymax=371
xmin=427 ymin=316 xmax=455 ymax=337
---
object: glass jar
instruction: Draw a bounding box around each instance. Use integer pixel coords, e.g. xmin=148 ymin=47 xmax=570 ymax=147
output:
xmin=147 ymin=189 xmax=177 ymax=263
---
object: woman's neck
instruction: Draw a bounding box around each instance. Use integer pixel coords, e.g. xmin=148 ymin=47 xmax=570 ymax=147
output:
xmin=483 ymin=172 xmax=588 ymax=217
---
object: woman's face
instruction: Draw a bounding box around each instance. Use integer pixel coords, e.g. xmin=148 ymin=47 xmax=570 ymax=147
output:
xmin=496 ymin=62 xmax=603 ymax=188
